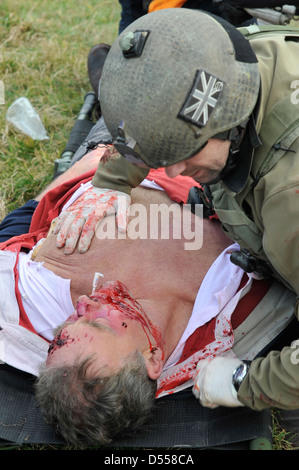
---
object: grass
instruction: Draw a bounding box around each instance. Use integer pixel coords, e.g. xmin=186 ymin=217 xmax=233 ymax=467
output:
xmin=272 ymin=411 xmax=298 ymax=451
xmin=0 ymin=0 xmax=120 ymax=216
xmin=0 ymin=1 xmax=297 ymax=451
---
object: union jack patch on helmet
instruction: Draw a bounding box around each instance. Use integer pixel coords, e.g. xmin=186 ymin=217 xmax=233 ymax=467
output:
xmin=178 ymin=70 xmax=224 ymax=127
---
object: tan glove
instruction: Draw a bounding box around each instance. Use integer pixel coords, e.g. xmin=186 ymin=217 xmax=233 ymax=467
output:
xmin=54 ymin=186 xmax=131 ymax=254
xmin=192 ymin=357 xmax=245 ymax=408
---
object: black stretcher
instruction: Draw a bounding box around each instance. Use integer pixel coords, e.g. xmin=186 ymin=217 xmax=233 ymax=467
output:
xmin=0 ymin=363 xmax=272 ymax=449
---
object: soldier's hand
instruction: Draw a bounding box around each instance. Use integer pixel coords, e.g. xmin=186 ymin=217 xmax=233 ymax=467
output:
xmin=193 ymin=357 xmax=244 ymax=408
xmin=54 ymin=186 xmax=131 ymax=254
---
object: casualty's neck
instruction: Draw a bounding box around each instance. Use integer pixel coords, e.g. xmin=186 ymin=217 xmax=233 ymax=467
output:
xmin=138 ymin=294 xmax=194 ymax=363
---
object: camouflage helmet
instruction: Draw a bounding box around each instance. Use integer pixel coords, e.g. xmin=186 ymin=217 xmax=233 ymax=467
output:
xmin=99 ymin=8 xmax=260 ymax=168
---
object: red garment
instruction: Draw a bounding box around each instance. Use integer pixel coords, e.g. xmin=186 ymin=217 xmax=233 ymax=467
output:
xmin=146 ymin=167 xmax=200 ymax=204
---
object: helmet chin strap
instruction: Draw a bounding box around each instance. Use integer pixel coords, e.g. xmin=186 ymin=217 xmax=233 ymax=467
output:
xmin=207 ymin=118 xmax=249 ymax=184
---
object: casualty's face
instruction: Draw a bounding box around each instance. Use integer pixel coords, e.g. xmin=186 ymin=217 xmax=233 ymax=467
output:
xmin=164 ymin=139 xmax=231 ymax=184
xmin=46 ymin=281 xmax=161 ymax=376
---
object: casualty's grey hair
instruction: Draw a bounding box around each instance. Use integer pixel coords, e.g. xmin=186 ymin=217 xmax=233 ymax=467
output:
xmin=35 ymin=351 xmax=157 ymax=448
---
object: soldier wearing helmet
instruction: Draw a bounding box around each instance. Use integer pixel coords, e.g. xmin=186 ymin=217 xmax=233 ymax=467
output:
xmin=54 ymin=9 xmax=299 ymax=414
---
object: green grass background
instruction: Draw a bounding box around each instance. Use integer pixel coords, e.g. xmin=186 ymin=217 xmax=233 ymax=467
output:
xmin=0 ymin=0 xmax=296 ymax=450
xmin=0 ymin=0 xmax=120 ymax=217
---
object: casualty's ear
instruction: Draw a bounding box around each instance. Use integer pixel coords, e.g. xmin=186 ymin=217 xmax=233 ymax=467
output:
xmin=143 ymin=347 xmax=163 ymax=380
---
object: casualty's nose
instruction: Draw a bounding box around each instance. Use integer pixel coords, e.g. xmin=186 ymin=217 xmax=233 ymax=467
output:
xmin=76 ymin=295 xmax=93 ymax=316
xmin=76 ymin=294 xmax=102 ymax=316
